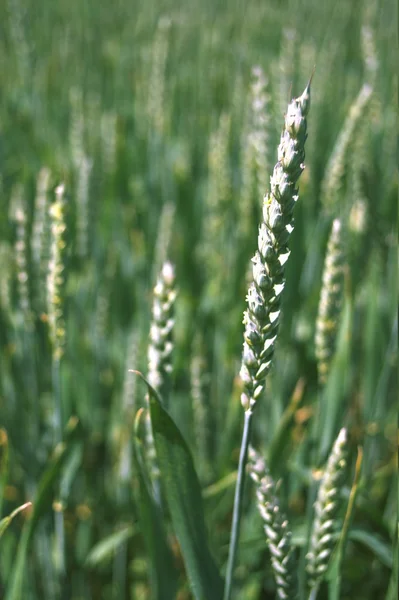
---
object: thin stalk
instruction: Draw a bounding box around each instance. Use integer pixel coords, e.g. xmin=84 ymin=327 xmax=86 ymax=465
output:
xmin=52 ymin=356 xmax=65 ymax=576
xmin=223 ymin=408 xmax=253 ymax=600
xmin=308 ymin=587 xmax=319 ymax=600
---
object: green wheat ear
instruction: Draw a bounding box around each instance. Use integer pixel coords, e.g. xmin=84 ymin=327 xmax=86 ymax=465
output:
xmin=306 ymin=428 xmax=348 ymax=594
xmin=248 ymin=446 xmax=298 ymax=599
xmin=321 ymin=83 xmax=372 ymax=216
xmin=315 ymin=218 xmax=345 ymax=385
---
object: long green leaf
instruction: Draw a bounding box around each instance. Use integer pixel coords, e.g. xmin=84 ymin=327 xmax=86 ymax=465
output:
xmin=135 ymin=372 xmax=224 ymax=600
xmin=132 ymin=409 xmax=179 ymax=600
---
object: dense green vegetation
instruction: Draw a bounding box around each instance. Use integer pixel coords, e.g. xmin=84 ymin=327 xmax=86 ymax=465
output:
xmin=0 ymin=0 xmax=397 ymax=598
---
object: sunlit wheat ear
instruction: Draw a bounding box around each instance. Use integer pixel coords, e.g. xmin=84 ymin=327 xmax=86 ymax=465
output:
xmin=47 ymin=184 xmax=67 ymax=360
xmin=320 ymin=83 xmax=373 ymax=216
xmin=147 ymin=261 xmax=176 ymax=405
xmin=248 ymin=447 xmax=298 ymax=599
xmin=306 ymin=428 xmax=348 ymax=592
xmin=145 ymin=262 xmax=176 ymax=495
xmin=315 ymin=219 xmax=345 ymax=385
xmin=240 ymin=81 xmax=311 ymax=412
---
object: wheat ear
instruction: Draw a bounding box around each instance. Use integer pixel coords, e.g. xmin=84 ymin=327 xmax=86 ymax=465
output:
xmin=315 ymin=219 xmax=345 ymax=385
xmin=306 ymin=428 xmax=348 ymax=597
xmin=248 ymin=446 xmax=298 ymax=599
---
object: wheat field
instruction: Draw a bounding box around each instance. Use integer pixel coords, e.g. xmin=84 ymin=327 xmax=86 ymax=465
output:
xmin=0 ymin=0 xmax=397 ymax=599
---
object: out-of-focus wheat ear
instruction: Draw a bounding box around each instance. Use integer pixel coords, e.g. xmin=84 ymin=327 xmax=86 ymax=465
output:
xmin=248 ymin=447 xmax=298 ymax=599
xmin=201 ymin=111 xmax=231 ymax=306
xmin=320 ymin=83 xmax=373 ymax=217
xmin=10 ymin=184 xmax=33 ymax=328
xmin=47 ymin=184 xmax=68 ymax=576
xmin=69 ymin=88 xmax=85 ymax=169
xmin=306 ymin=428 xmax=348 ymax=595
xmin=276 ymin=28 xmax=298 ymax=118
xmin=148 ymin=16 xmax=171 ymax=137
xmin=190 ymin=334 xmax=212 ymax=481
xmin=361 ymin=26 xmax=378 ymax=85
xmin=250 ymin=66 xmax=271 ymax=202
xmin=115 ymin=326 xmax=141 ymax=488
xmin=100 ymin=111 xmax=118 ymax=177
xmin=47 ymin=184 xmax=67 ymax=361
xmin=8 ymin=0 xmax=30 ymax=84
xmin=31 ymin=167 xmax=52 ymax=313
xmin=239 ymin=67 xmax=271 ymax=244
xmin=0 ymin=243 xmax=13 ymax=321
xmin=315 ymin=219 xmax=345 ymax=386
xmin=76 ymin=154 xmax=93 ymax=259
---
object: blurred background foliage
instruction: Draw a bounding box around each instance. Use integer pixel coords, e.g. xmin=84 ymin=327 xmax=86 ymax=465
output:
xmin=0 ymin=0 xmax=397 ymax=598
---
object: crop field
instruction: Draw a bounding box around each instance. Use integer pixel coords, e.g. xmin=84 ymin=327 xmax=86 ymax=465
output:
xmin=0 ymin=0 xmax=397 ymax=598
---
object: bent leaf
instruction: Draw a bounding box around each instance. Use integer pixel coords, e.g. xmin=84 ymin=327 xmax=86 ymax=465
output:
xmin=136 ymin=372 xmax=224 ymax=600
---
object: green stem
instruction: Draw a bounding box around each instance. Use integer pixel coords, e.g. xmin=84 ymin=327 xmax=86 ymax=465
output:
xmin=308 ymin=586 xmax=319 ymax=600
xmin=223 ymin=408 xmax=253 ymax=600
